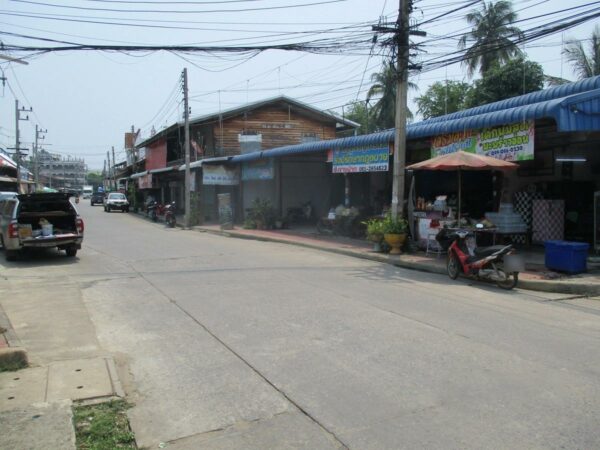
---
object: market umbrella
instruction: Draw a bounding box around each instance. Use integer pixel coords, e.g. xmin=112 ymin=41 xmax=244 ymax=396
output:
xmin=406 ymin=151 xmax=518 ymax=220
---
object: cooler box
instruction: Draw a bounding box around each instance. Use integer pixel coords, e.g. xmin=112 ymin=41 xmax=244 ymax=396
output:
xmin=544 ymin=240 xmax=589 ymax=274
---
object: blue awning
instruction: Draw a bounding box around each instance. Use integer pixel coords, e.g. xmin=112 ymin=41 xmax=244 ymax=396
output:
xmin=199 ymin=81 xmax=600 ymax=166
xmin=229 ymin=130 xmax=395 ymax=164
xmin=407 ymin=88 xmax=600 ymax=139
xmin=420 ymin=75 xmax=600 ymax=125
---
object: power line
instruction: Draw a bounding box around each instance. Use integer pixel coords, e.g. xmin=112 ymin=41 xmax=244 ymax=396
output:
xmin=9 ymin=0 xmax=348 ymax=14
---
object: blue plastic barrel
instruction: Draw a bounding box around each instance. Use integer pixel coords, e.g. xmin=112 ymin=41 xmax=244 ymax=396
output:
xmin=544 ymin=240 xmax=589 ymax=274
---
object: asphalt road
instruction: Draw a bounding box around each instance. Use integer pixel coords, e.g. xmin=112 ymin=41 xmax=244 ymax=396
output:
xmin=3 ymin=202 xmax=600 ymax=449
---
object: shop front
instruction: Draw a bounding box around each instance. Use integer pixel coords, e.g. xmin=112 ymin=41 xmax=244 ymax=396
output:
xmin=226 ymin=132 xmax=395 ymax=234
xmin=201 ymin=163 xmax=241 ymax=224
xmin=405 ymin=82 xmax=600 ymax=252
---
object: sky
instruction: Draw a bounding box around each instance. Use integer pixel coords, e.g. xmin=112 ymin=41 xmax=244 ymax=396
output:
xmin=0 ymin=0 xmax=598 ymax=170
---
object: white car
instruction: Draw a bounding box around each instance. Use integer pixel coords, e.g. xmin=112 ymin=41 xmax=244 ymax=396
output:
xmin=104 ymin=192 xmax=130 ymax=213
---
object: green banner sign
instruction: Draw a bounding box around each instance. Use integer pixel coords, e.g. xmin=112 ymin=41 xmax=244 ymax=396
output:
xmin=431 ymin=121 xmax=535 ymax=161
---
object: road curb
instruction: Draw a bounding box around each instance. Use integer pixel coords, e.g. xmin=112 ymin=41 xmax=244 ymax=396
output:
xmin=194 ymin=227 xmax=598 ymax=296
xmin=0 ymin=302 xmax=28 ymax=371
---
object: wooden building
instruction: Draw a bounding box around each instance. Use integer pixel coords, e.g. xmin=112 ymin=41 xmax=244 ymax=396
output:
xmin=134 ymin=96 xmax=359 ymax=221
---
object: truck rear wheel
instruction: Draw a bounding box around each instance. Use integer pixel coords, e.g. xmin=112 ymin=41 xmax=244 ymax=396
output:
xmin=5 ymin=249 xmax=17 ymax=261
xmin=65 ymin=247 xmax=78 ymax=257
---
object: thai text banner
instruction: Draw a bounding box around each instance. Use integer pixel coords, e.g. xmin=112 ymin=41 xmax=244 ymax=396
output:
xmin=431 ymin=121 xmax=534 ymax=161
xmin=332 ymin=147 xmax=389 ymax=173
xmin=242 ymin=158 xmax=275 ymax=181
xmin=203 ymin=165 xmax=240 ymax=185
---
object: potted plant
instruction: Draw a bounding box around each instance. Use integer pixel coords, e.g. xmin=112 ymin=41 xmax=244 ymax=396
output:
xmin=363 ymin=218 xmax=385 ymax=252
xmin=381 ymin=212 xmax=408 ymax=254
xmin=248 ymin=198 xmax=276 ymax=230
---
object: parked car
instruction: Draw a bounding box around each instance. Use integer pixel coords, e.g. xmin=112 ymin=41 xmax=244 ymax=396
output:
xmin=104 ymin=192 xmax=129 ymax=213
xmin=0 ymin=192 xmax=84 ymax=261
xmin=0 ymin=191 xmax=17 ymax=201
xmin=90 ymin=191 xmax=105 ymax=206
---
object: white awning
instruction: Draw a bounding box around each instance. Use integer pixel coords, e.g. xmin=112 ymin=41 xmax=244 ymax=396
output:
xmin=178 ymin=160 xmax=204 ymax=171
xmin=130 ymin=171 xmax=148 ymax=179
xmin=149 ymin=167 xmax=178 ymax=174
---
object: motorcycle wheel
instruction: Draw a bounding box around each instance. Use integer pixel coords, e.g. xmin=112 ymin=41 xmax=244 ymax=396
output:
xmin=496 ymin=269 xmax=518 ymax=290
xmin=151 ymin=211 xmax=158 ymax=222
xmin=447 ymin=254 xmax=460 ymax=280
xmin=167 ymin=216 xmax=175 ymax=228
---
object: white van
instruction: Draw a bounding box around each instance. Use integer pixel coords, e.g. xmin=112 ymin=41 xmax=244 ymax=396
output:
xmin=82 ymin=186 xmax=93 ymax=199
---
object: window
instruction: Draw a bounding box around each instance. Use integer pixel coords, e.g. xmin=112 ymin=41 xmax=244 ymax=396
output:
xmin=108 ymin=193 xmax=126 ymax=200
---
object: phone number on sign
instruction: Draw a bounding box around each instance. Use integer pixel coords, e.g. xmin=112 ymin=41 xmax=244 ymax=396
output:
xmin=485 ymin=145 xmax=523 ymax=159
xmin=333 ymin=164 xmax=389 ymax=173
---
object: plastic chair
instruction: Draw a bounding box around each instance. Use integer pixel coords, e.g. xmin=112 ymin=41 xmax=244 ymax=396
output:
xmin=426 ymin=233 xmax=442 ymax=257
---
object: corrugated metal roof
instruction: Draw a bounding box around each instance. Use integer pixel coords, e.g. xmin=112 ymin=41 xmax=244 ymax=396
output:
xmin=178 ymin=160 xmax=204 ymax=171
xmin=407 ymin=88 xmax=600 ymax=139
xmin=229 ymin=130 xmax=395 ymax=163
xmin=130 ymin=171 xmax=148 ymax=179
xmin=192 ymin=79 xmax=600 ymax=166
xmin=149 ymin=166 xmax=178 ymax=174
xmin=421 ymin=75 xmax=600 ymax=124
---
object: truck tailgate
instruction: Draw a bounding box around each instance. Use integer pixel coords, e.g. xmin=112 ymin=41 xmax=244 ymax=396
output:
xmin=21 ymin=233 xmax=81 ymax=248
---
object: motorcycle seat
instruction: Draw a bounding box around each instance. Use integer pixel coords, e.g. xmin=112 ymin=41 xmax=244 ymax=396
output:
xmin=474 ymin=245 xmax=510 ymax=257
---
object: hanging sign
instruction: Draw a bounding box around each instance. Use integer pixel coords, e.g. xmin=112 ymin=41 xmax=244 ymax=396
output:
xmin=431 ymin=121 xmax=535 ymax=161
xmin=202 ymin=165 xmax=240 ymax=185
xmin=242 ymin=159 xmax=274 ymax=181
xmin=137 ymin=174 xmax=153 ymax=189
xmin=332 ymin=147 xmax=389 ymax=173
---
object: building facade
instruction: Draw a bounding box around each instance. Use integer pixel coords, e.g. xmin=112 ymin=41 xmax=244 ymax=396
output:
xmin=35 ymin=149 xmax=87 ymax=191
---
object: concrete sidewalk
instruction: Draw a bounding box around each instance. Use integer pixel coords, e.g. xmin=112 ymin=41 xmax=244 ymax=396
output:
xmin=193 ymin=224 xmax=600 ymax=296
xmin=0 ymin=277 xmax=124 ymax=450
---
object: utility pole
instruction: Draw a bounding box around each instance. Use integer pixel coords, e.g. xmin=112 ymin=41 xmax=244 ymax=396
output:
xmin=373 ymin=1 xmax=424 ymax=218
xmin=391 ymin=0 xmax=411 ymax=218
xmin=14 ymin=100 xmax=32 ymax=193
xmin=182 ymin=68 xmax=191 ymax=229
xmin=112 ymin=146 xmax=116 ymax=190
xmin=34 ymin=125 xmax=47 ymax=189
xmin=106 ymin=151 xmax=111 ymax=190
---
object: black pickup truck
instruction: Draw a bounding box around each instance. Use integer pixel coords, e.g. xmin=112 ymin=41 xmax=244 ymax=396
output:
xmin=90 ymin=192 xmax=105 ymax=206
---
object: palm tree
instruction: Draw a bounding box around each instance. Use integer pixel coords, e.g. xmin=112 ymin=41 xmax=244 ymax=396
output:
xmin=366 ymin=63 xmax=415 ymax=130
xmin=563 ymin=25 xmax=600 ymax=79
xmin=458 ymin=0 xmax=523 ymax=77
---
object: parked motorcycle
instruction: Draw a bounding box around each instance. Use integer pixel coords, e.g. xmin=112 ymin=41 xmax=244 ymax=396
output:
xmin=146 ymin=200 xmax=165 ymax=222
xmin=437 ymin=228 xmax=524 ymax=290
xmin=286 ymin=201 xmax=313 ymax=224
xmin=164 ymin=201 xmax=176 ymax=228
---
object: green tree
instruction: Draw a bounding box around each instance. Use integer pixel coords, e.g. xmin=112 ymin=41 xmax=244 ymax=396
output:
xmin=463 ymin=57 xmax=544 ymax=108
xmin=563 ymin=25 xmax=600 ymax=79
xmin=415 ymin=80 xmax=470 ymax=119
xmin=366 ymin=63 xmax=415 ymax=130
xmin=86 ymin=171 xmax=103 ymax=186
xmin=458 ymin=0 xmax=523 ymax=77
xmin=344 ymin=101 xmax=372 ymax=135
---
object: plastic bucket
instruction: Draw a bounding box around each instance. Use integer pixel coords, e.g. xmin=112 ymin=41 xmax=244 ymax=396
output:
xmin=41 ymin=224 xmax=53 ymax=236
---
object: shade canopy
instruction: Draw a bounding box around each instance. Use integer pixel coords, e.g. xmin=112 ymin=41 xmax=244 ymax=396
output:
xmin=406 ymin=150 xmax=518 ymax=171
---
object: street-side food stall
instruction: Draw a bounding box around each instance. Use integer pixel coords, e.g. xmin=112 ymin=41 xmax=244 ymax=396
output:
xmin=406 ymin=151 xmax=518 ymax=249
